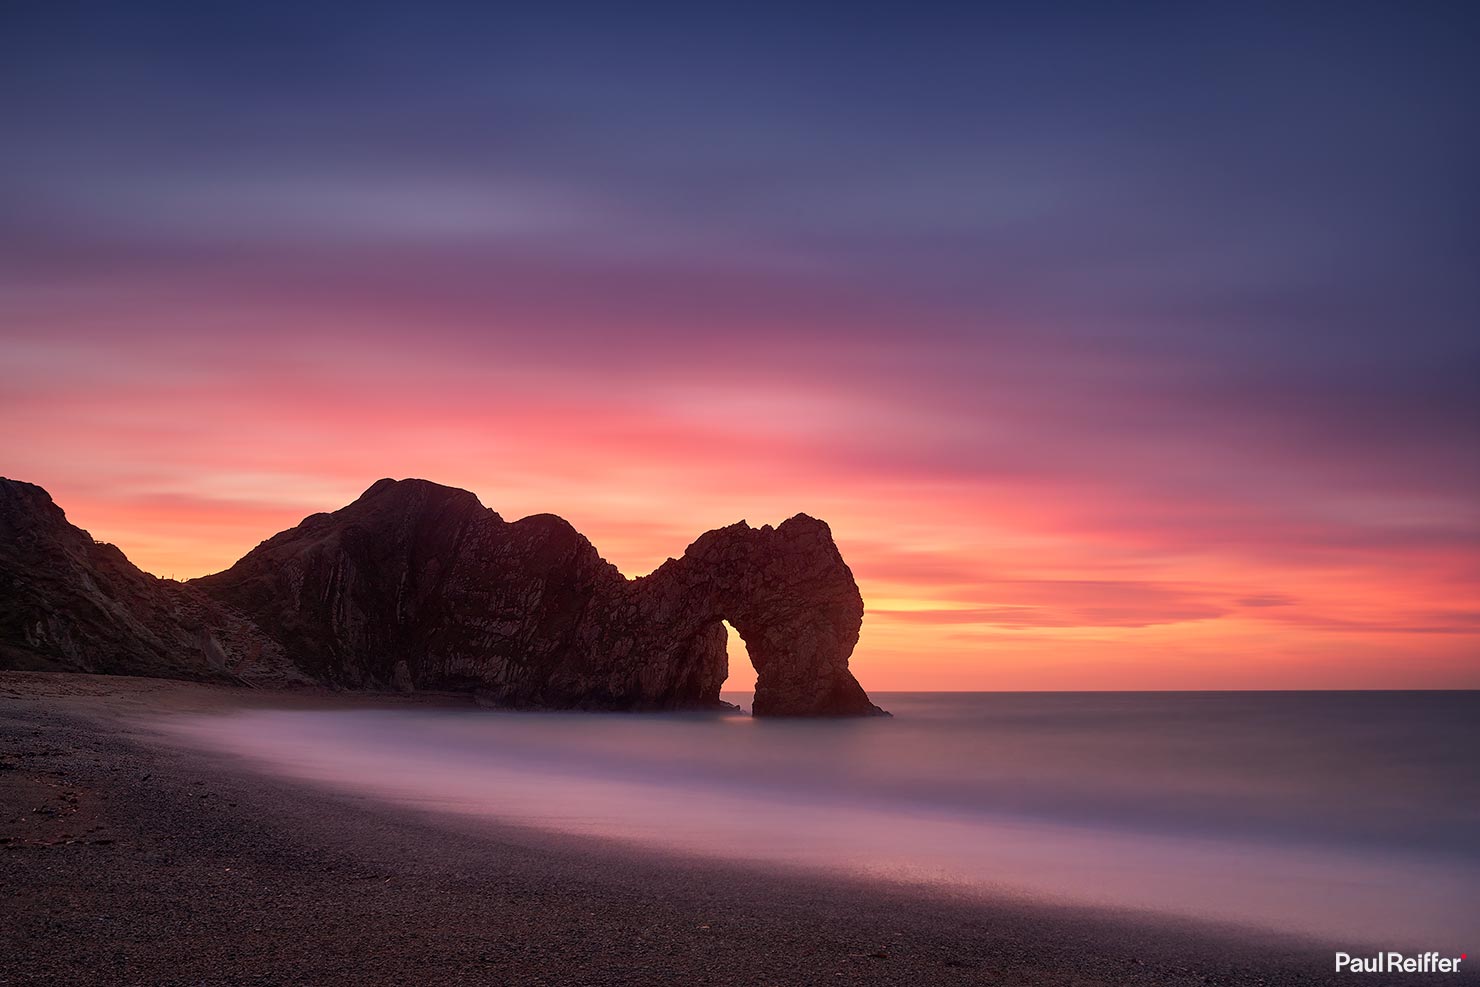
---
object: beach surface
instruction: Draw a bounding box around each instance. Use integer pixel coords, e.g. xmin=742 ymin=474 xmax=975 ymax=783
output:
xmin=0 ymin=672 xmax=1466 ymax=986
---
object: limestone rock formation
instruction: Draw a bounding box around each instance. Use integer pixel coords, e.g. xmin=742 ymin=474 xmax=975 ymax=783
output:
xmin=625 ymin=517 xmax=880 ymax=716
xmin=195 ymin=479 xmax=886 ymax=715
xmin=0 ymin=478 xmax=306 ymax=685
xmin=0 ymin=477 xmax=886 ymax=716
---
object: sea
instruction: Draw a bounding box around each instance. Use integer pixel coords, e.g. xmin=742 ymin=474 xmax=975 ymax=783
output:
xmin=160 ymin=691 xmax=1480 ymax=945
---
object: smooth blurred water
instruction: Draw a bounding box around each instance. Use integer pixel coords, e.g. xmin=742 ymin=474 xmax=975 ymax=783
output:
xmin=160 ymin=691 xmax=1480 ymax=945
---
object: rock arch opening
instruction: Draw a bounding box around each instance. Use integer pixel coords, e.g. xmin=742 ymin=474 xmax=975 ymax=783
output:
xmin=721 ymin=619 xmax=757 ymax=711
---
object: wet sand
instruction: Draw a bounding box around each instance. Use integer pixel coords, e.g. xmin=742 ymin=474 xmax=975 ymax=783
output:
xmin=0 ymin=672 xmax=1458 ymax=986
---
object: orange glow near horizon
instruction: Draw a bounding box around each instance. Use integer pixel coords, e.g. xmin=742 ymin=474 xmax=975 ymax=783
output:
xmin=10 ymin=327 xmax=1474 ymax=693
xmin=43 ymin=476 xmax=1478 ymax=692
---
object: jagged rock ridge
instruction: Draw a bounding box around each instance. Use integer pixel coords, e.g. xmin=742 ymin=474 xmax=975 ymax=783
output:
xmin=0 ymin=477 xmax=886 ymax=716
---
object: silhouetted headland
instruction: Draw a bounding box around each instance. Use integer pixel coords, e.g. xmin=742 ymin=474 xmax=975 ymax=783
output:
xmin=0 ymin=477 xmax=885 ymax=716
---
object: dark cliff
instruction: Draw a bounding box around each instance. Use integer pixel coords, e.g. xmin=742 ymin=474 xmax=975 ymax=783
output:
xmin=0 ymin=479 xmax=304 ymax=685
xmin=0 ymin=477 xmax=885 ymax=716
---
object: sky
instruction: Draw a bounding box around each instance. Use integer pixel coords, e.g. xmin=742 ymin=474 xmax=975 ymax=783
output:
xmin=3 ymin=1 xmax=1477 ymax=690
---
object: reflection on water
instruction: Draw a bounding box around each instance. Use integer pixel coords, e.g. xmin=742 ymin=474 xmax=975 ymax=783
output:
xmin=159 ymin=691 xmax=1480 ymax=944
